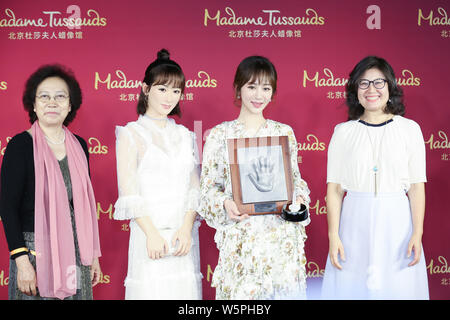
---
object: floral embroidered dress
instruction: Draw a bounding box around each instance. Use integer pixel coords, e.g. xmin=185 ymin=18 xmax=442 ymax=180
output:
xmin=198 ymin=119 xmax=310 ymax=299
xmin=114 ymin=115 xmax=202 ymax=299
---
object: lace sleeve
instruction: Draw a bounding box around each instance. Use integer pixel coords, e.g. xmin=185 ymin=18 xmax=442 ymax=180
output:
xmin=198 ymin=126 xmax=234 ymax=229
xmin=186 ymin=132 xmax=201 ymax=214
xmin=113 ymin=126 xmax=146 ymax=220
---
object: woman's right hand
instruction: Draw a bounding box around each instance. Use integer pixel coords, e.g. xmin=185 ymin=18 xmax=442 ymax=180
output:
xmin=146 ymin=232 xmax=168 ymax=260
xmin=15 ymin=254 xmax=37 ymax=296
xmin=224 ymin=199 xmax=249 ymax=222
xmin=329 ymin=234 xmax=346 ymax=270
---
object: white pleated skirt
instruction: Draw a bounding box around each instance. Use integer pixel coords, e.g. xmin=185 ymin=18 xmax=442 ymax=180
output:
xmin=321 ymin=191 xmax=429 ymax=300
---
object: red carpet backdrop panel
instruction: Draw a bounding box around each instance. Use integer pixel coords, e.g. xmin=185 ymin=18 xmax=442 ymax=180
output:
xmin=0 ymin=0 xmax=449 ymax=299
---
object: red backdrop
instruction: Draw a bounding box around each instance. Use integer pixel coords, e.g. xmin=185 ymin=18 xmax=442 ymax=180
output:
xmin=0 ymin=0 xmax=449 ymax=300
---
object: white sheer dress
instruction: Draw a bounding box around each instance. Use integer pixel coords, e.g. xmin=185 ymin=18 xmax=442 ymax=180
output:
xmin=114 ymin=115 xmax=202 ymax=300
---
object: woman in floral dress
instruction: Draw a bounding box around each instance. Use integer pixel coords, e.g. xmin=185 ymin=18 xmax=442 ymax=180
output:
xmin=198 ymin=56 xmax=311 ymax=299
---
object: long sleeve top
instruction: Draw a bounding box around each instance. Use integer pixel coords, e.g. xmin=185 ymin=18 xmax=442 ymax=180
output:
xmin=0 ymin=131 xmax=89 ymax=259
xmin=113 ymin=115 xmax=200 ymax=228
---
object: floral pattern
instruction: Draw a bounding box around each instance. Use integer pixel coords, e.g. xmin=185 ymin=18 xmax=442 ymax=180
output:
xmin=198 ymin=119 xmax=310 ymax=299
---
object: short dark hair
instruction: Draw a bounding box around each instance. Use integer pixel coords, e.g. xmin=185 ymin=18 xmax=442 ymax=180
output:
xmin=136 ymin=49 xmax=185 ymax=117
xmin=346 ymin=56 xmax=405 ymax=120
xmin=22 ymin=64 xmax=82 ymax=126
xmin=233 ymin=56 xmax=277 ymax=103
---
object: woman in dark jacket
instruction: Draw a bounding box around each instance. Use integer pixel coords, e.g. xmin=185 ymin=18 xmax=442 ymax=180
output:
xmin=0 ymin=64 xmax=101 ymax=300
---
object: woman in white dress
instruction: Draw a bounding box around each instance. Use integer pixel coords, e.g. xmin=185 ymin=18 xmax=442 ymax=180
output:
xmin=114 ymin=49 xmax=202 ymax=299
xmin=198 ymin=56 xmax=310 ymax=299
xmin=321 ymin=56 xmax=429 ymax=299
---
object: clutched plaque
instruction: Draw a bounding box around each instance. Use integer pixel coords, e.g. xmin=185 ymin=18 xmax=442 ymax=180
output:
xmin=227 ymin=135 xmax=308 ymax=221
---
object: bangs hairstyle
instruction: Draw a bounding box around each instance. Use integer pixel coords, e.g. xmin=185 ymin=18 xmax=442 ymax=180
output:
xmin=136 ymin=49 xmax=185 ymax=117
xmin=346 ymin=55 xmax=405 ymax=120
xmin=233 ymin=56 xmax=277 ymax=102
xmin=151 ymin=66 xmax=185 ymax=90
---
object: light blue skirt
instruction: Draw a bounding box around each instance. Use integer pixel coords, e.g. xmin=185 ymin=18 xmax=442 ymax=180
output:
xmin=321 ymin=191 xmax=429 ymax=300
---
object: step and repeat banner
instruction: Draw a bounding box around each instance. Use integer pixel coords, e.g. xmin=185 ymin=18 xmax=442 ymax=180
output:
xmin=0 ymin=0 xmax=449 ymax=300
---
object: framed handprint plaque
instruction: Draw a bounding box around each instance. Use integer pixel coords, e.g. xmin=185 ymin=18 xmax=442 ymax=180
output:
xmin=227 ymin=136 xmax=294 ymax=215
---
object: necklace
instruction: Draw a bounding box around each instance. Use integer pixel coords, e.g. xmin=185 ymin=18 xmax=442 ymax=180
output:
xmin=363 ymin=119 xmax=390 ymax=196
xmin=44 ymin=130 xmax=66 ymax=145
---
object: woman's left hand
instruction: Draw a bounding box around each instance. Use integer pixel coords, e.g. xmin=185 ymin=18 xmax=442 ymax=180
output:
xmin=407 ymin=233 xmax=422 ymax=267
xmin=90 ymin=258 xmax=102 ymax=287
xmin=171 ymin=226 xmax=192 ymax=256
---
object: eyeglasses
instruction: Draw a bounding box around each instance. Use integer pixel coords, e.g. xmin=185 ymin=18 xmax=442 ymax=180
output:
xmin=357 ymin=78 xmax=387 ymax=90
xmin=36 ymin=93 xmax=69 ymax=103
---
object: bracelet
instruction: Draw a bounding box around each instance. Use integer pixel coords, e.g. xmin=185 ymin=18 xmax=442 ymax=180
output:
xmin=10 ymin=247 xmax=36 ymax=256
xmin=10 ymin=247 xmax=28 ymax=256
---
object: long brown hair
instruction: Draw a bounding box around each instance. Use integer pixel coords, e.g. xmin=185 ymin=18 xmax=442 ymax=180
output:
xmin=136 ymin=49 xmax=185 ymax=117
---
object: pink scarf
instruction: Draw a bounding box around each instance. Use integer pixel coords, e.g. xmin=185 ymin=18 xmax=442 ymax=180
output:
xmin=32 ymin=122 xmax=101 ymax=299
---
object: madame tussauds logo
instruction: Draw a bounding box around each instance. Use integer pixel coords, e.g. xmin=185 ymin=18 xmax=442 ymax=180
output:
xmin=0 ymin=136 xmax=11 ymax=156
xmin=94 ymin=70 xmax=141 ymax=90
xmin=425 ymin=131 xmax=450 ymax=150
xmin=94 ymin=70 xmax=218 ymax=90
xmin=427 ymin=256 xmax=450 ymax=275
xmin=298 ymin=134 xmax=326 ymax=151
xmin=0 ymin=7 xmax=107 ymax=28
xmin=302 ymin=68 xmax=421 ymax=88
xmin=204 ymin=7 xmax=325 ymax=27
xmin=307 ymin=261 xmax=325 ymax=278
xmin=418 ymin=7 xmax=450 ymax=26
xmin=88 ymin=137 xmax=108 ymax=155
xmin=0 ymin=270 xmax=8 ymax=286
xmin=302 ymin=68 xmax=347 ymax=88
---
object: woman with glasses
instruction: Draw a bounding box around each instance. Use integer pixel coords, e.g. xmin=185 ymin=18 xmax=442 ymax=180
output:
xmin=321 ymin=56 xmax=429 ymax=299
xmin=0 ymin=65 xmax=102 ymax=300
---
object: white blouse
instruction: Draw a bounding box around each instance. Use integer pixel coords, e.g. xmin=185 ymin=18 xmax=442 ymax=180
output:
xmin=327 ymin=115 xmax=426 ymax=193
xmin=114 ymin=115 xmax=200 ymax=229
